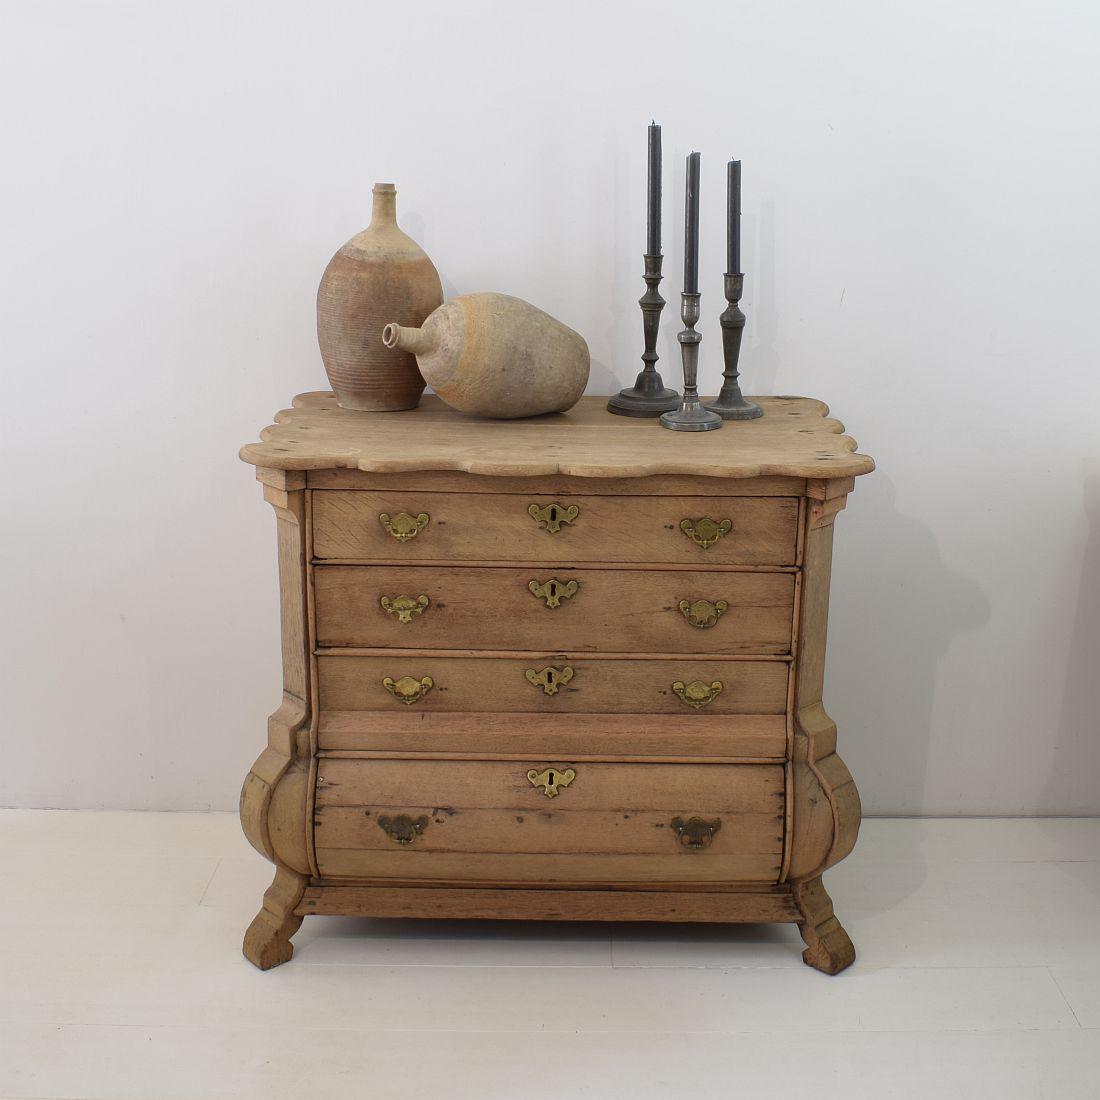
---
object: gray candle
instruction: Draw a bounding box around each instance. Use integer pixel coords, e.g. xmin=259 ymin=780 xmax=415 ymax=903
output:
xmin=647 ymin=122 xmax=662 ymax=256
xmin=683 ymin=151 xmax=700 ymax=294
xmin=727 ymin=159 xmax=741 ymax=274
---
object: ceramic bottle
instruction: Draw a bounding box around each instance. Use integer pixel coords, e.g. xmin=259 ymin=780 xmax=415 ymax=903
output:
xmin=317 ymin=183 xmax=443 ymax=410
xmin=382 ymin=293 xmax=589 ymax=419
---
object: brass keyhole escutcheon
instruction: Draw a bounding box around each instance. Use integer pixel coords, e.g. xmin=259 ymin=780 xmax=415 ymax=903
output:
xmin=528 ymin=502 xmax=579 ymax=534
xmin=381 ymin=594 xmax=430 ymax=624
xmin=378 ymin=814 xmax=430 ymax=845
xmin=670 ymin=816 xmax=721 ymax=850
xmin=379 ymin=511 xmax=430 ymax=542
xmin=679 ymin=516 xmax=732 ymax=549
xmin=527 ymin=766 xmax=576 ymax=798
xmin=382 ymin=674 xmax=434 ymax=705
xmin=677 ymin=599 xmax=728 ymax=629
xmin=529 ymin=578 xmax=579 ymax=609
xmin=671 ymin=680 xmax=723 ymax=709
xmin=524 ymin=665 xmax=575 ymax=696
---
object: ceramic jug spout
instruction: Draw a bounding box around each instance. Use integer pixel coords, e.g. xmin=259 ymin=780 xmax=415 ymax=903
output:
xmin=382 ymin=323 xmax=434 ymax=357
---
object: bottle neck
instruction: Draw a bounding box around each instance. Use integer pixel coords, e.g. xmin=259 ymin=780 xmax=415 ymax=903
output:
xmin=383 ymin=323 xmax=433 ymax=356
xmin=370 ymin=185 xmax=398 ymax=227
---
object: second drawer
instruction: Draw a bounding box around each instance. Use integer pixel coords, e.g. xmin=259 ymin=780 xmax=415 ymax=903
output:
xmin=315 ymin=565 xmax=795 ymax=654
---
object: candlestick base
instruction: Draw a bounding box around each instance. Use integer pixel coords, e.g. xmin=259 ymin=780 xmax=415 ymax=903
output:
xmin=659 ymin=397 xmax=723 ymax=432
xmin=705 ymin=393 xmax=762 ymax=420
xmin=608 ymin=253 xmax=680 ymax=417
xmin=705 ymin=272 xmax=762 ymax=422
xmin=607 ymin=380 xmax=681 ymax=417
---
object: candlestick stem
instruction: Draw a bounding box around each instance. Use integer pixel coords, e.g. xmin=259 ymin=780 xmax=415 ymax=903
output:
xmin=607 ymin=254 xmax=679 ymax=417
xmin=659 ymin=292 xmax=722 ymax=432
xmin=705 ymin=273 xmax=762 ymax=421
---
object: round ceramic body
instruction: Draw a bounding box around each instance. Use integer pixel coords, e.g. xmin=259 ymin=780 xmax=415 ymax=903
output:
xmin=317 ymin=183 xmax=443 ymax=411
xmin=382 ymin=293 xmax=590 ymax=419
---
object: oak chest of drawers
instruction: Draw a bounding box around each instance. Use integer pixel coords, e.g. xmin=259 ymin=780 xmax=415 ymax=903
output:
xmin=239 ymin=392 xmax=874 ymax=973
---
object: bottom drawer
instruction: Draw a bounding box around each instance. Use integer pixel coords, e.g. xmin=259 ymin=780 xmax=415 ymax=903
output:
xmin=314 ymin=758 xmax=785 ymax=884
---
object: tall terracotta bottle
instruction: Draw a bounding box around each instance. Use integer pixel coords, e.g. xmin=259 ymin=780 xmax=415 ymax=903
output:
xmin=317 ymin=183 xmax=443 ymax=411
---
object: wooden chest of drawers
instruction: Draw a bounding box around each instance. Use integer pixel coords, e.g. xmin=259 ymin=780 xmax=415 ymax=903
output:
xmin=239 ymin=393 xmax=874 ymax=973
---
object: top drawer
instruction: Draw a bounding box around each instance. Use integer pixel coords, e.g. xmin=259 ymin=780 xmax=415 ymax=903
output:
xmin=312 ymin=490 xmax=800 ymax=566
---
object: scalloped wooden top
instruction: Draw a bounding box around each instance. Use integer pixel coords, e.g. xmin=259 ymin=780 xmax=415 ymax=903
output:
xmin=240 ymin=392 xmax=875 ymax=480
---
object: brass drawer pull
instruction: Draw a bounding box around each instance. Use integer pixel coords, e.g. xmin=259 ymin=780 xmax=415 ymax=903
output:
xmin=679 ymin=516 xmax=732 ymax=549
xmin=382 ymin=674 xmax=434 ymax=705
xmin=379 ymin=511 xmax=430 ymax=542
xmin=671 ymin=679 xmax=723 ymax=709
xmin=378 ymin=814 xmax=430 ymax=845
xmin=529 ymin=577 xmax=579 ymax=608
xmin=671 ymin=816 xmax=722 ymax=850
xmin=380 ymin=594 xmax=430 ymax=624
xmin=527 ymin=766 xmax=576 ymax=798
xmin=528 ymin=502 xmax=579 ymax=533
xmin=678 ymin=598 xmax=728 ymax=629
xmin=525 ymin=665 xmax=575 ymax=695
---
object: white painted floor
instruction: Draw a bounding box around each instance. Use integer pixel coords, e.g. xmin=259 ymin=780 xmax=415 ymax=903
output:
xmin=0 ymin=813 xmax=1098 ymax=1099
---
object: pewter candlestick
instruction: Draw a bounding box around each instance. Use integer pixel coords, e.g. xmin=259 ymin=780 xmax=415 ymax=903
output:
xmin=607 ymin=253 xmax=679 ymax=416
xmin=705 ymin=272 xmax=762 ymax=420
xmin=659 ymin=291 xmax=722 ymax=431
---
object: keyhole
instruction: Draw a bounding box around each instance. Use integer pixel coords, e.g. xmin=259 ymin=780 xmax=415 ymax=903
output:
xmin=547 ymin=770 xmax=557 ymax=787
xmin=548 ymin=581 xmax=558 ymax=600
xmin=548 ymin=505 xmax=559 ymax=525
xmin=545 ymin=671 xmax=553 ymax=686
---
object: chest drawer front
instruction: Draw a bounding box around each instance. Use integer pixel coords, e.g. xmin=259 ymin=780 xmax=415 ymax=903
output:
xmin=314 ymin=565 xmax=795 ymax=655
xmin=312 ymin=490 xmax=799 ymax=566
xmin=314 ymin=758 xmax=784 ymax=884
xmin=317 ymin=654 xmax=789 ymax=714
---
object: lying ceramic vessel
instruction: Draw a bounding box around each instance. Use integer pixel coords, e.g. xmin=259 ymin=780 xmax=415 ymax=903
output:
xmin=382 ymin=292 xmax=589 ymax=418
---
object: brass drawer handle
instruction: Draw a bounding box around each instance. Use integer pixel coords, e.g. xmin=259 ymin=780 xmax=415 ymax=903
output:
xmin=528 ymin=502 xmax=579 ymax=533
xmin=680 ymin=516 xmax=732 ymax=549
xmin=378 ymin=814 xmax=429 ymax=845
xmin=381 ymin=594 xmax=430 ymax=624
xmin=671 ymin=679 xmax=723 ymax=709
xmin=678 ymin=598 xmax=728 ymax=629
xmin=671 ymin=816 xmax=722 ymax=850
xmin=379 ymin=511 xmax=430 ymax=542
xmin=527 ymin=766 xmax=576 ymax=798
xmin=529 ymin=577 xmax=579 ymax=608
xmin=525 ymin=665 xmax=574 ymax=695
xmin=382 ymin=674 xmax=434 ymax=705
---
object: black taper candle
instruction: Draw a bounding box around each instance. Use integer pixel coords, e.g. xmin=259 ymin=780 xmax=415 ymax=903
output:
xmin=727 ymin=159 xmax=741 ymax=274
xmin=647 ymin=122 xmax=662 ymax=256
xmin=684 ymin=151 xmax=701 ymax=293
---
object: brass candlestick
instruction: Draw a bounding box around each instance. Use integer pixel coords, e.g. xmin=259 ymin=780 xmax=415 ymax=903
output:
xmin=659 ymin=292 xmax=722 ymax=432
xmin=607 ymin=254 xmax=680 ymax=417
xmin=706 ymin=272 xmax=761 ymax=420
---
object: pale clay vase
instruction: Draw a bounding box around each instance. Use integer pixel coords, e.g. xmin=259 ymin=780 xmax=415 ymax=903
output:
xmin=317 ymin=183 xmax=443 ymax=411
xmin=382 ymin=293 xmax=590 ymax=419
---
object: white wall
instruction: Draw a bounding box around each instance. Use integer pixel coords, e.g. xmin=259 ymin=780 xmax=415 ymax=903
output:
xmin=2 ymin=0 xmax=1098 ymax=814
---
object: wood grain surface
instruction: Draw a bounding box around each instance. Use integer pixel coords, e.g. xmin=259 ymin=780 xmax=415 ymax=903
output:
xmin=314 ymin=564 xmax=795 ymax=654
xmin=241 ymin=393 xmax=875 ymax=480
xmin=312 ymin=489 xmax=799 ymax=565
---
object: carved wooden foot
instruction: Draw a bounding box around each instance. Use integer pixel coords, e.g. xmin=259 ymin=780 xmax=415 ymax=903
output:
xmin=243 ymin=867 xmax=307 ymax=970
xmin=792 ymin=876 xmax=855 ymax=975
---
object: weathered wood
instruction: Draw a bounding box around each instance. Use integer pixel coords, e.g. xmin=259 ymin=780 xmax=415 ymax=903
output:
xmin=241 ymin=393 xmax=875 ymax=480
xmin=296 ymin=885 xmax=801 ymax=923
xmin=312 ymin=489 xmax=799 ymax=566
xmin=314 ymin=564 xmax=795 ymax=655
xmin=316 ymin=654 xmax=790 ymax=715
xmin=239 ymin=392 xmax=871 ymax=972
xmin=316 ymin=711 xmax=787 ymax=760
xmin=306 ymin=470 xmax=807 ymax=496
xmin=243 ymin=867 xmax=307 ymax=970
